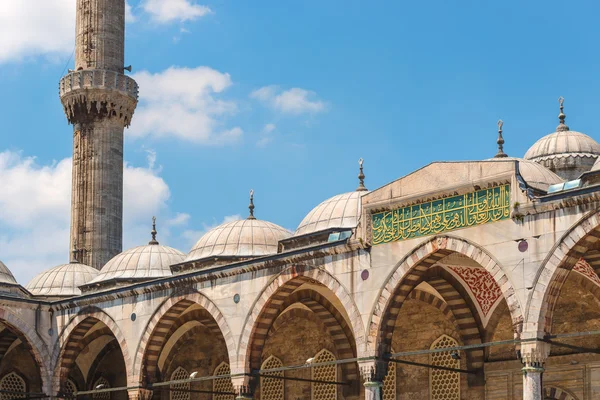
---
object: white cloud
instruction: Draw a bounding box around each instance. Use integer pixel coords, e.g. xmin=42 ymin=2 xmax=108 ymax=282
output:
xmin=126 ymin=2 xmax=137 ymax=23
xmin=130 ymin=66 xmax=243 ymax=144
xmin=0 ymin=150 xmax=178 ymax=285
xmin=0 ymin=0 xmax=74 ymax=63
xmin=250 ymin=85 xmax=327 ymax=115
xmin=257 ymin=123 xmax=277 ymax=147
xmin=142 ymin=0 xmax=211 ymax=23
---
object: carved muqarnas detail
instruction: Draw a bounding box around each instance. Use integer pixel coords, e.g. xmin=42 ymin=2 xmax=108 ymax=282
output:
xmin=61 ymin=91 xmax=138 ymax=127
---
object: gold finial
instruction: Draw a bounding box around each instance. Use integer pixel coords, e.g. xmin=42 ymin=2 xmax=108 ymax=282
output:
xmin=70 ymin=239 xmax=79 ymax=263
xmin=149 ymin=216 xmax=159 ymax=245
xmin=248 ymin=190 xmax=256 ymax=220
xmin=557 ymin=96 xmax=569 ymax=131
xmin=356 ymin=158 xmax=368 ymax=191
xmin=494 ymin=119 xmax=507 ymax=158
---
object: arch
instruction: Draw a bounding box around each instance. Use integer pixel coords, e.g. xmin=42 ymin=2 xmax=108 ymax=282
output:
xmin=0 ymin=371 xmax=26 ymax=400
xmin=132 ymin=289 xmax=235 ymax=386
xmin=91 ymin=376 xmax=110 ymax=400
xmin=430 ymin=334 xmax=460 ymax=400
xmin=0 ymin=307 xmax=49 ymax=394
xmin=260 ymin=356 xmax=283 ymax=400
xmin=543 ymin=385 xmax=578 ymax=400
xmin=238 ymin=264 xmax=366 ymax=374
xmin=311 ymin=349 xmax=337 ymax=400
xmin=369 ymin=235 xmax=522 ymax=356
xmin=51 ymin=307 xmax=132 ymax=393
xmin=527 ymin=210 xmax=600 ymax=334
xmin=170 ymin=366 xmax=190 ymax=400
xmin=213 ymin=362 xmax=233 ymax=400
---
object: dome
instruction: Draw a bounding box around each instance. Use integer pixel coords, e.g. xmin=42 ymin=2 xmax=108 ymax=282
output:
xmin=89 ymin=244 xmax=185 ymax=284
xmin=26 ymin=262 xmax=98 ymax=297
xmin=0 ymin=261 xmax=17 ymax=285
xmin=524 ymin=100 xmax=600 ymax=180
xmin=486 ymin=157 xmax=563 ymax=192
xmin=295 ymin=191 xmax=368 ymax=236
xmin=186 ymin=219 xmax=291 ymax=262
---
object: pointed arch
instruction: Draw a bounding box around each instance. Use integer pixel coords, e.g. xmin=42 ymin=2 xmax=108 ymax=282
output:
xmin=260 ymin=356 xmax=283 ymax=400
xmin=543 ymin=385 xmax=578 ymax=400
xmin=170 ymin=366 xmax=190 ymax=400
xmin=0 ymin=371 xmax=26 ymax=400
xmin=369 ymin=235 xmax=522 ymax=357
xmin=91 ymin=377 xmax=110 ymax=400
xmin=51 ymin=307 xmax=132 ymax=393
xmin=131 ymin=289 xmax=235 ymax=386
xmin=430 ymin=335 xmax=460 ymax=400
xmin=212 ymin=362 xmax=233 ymax=400
xmin=238 ymin=264 xmax=365 ymax=376
xmin=311 ymin=349 xmax=337 ymax=400
xmin=527 ymin=210 xmax=600 ymax=335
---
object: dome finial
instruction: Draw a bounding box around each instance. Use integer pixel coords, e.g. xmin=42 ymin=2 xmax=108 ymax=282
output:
xmin=149 ymin=216 xmax=159 ymax=245
xmin=248 ymin=190 xmax=256 ymax=220
xmin=494 ymin=119 xmax=508 ymax=158
xmin=70 ymin=239 xmax=79 ymax=263
xmin=557 ymin=96 xmax=569 ymax=132
xmin=356 ymin=158 xmax=368 ymax=191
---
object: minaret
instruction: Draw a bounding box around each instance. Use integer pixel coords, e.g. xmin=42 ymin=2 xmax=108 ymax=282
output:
xmin=59 ymin=0 xmax=138 ymax=269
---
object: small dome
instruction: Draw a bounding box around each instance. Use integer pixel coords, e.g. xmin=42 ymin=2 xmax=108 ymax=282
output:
xmin=486 ymin=157 xmax=563 ymax=192
xmin=524 ymin=100 xmax=600 ymax=180
xmin=295 ymin=191 xmax=367 ymax=236
xmin=0 ymin=261 xmax=17 ymax=285
xmin=26 ymin=263 xmax=98 ymax=297
xmin=186 ymin=219 xmax=291 ymax=262
xmin=90 ymin=244 xmax=185 ymax=284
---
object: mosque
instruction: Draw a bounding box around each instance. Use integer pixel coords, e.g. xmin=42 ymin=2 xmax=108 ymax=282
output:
xmin=2 ymin=1 xmax=600 ymax=400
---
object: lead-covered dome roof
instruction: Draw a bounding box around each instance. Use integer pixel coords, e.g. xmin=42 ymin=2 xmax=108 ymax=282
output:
xmin=26 ymin=262 xmax=98 ymax=297
xmin=294 ymin=160 xmax=369 ymax=237
xmin=186 ymin=191 xmax=291 ymax=262
xmin=0 ymin=261 xmax=17 ymax=285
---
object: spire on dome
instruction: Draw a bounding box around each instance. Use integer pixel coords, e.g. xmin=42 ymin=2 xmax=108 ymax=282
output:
xmin=149 ymin=216 xmax=159 ymax=245
xmin=494 ymin=119 xmax=508 ymax=158
xmin=356 ymin=158 xmax=368 ymax=191
xmin=248 ymin=190 xmax=256 ymax=220
xmin=557 ymin=96 xmax=570 ymax=132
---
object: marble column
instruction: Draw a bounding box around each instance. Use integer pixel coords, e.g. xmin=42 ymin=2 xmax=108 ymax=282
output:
xmin=521 ymin=340 xmax=549 ymax=400
xmin=359 ymin=359 xmax=387 ymax=400
xmin=364 ymin=380 xmax=383 ymax=400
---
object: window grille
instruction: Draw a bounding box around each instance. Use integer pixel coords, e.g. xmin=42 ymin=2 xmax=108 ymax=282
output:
xmin=430 ymin=335 xmax=460 ymax=400
xmin=0 ymin=372 xmax=26 ymax=400
xmin=92 ymin=377 xmax=110 ymax=400
xmin=382 ymin=350 xmax=396 ymax=400
xmin=213 ymin=362 xmax=234 ymax=400
xmin=260 ymin=356 xmax=284 ymax=400
xmin=64 ymin=379 xmax=77 ymax=397
xmin=311 ymin=349 xmax=337 ymax=400
xmin=170 ymin=367 xmax=190 ymax=400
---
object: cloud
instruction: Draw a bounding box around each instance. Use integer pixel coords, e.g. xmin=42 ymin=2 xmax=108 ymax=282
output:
xmin=130 ymin=66 xmax=243 ymax=144
xmin=126 ymin=2 xmax=137 ymax=23
xmin=0 ymin=0 xmax=74 ymax=63
xmin=257 ymin=123 xmax=277 ymax=147
xmin=0 ymin=150 xmax=178 ymax=285
xmin=250 ymin=86 xmax=327 ymax=115
xmin=142 ymin=0 xmax=211 ymax=24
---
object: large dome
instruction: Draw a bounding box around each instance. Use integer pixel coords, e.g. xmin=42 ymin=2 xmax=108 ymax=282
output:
xmin=26 ymin=262 xmax=98 ymax=297
xmin=295 ymin=191 xmax=368 ymax=236
xmin=186 ymin=219 xmax=291 ymax=262
xmin=524 ymin=100 xmax=600 ymax=180
xmin=0 ymin=261 xmax=17 ymax=285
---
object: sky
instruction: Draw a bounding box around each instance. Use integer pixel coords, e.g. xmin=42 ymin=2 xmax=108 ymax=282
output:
xmin=1 ymin=0 xmax=600 ymax=284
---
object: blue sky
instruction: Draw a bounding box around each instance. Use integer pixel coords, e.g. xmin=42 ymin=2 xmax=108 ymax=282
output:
xmin=1 ymin=0 xmax=600 ymax=284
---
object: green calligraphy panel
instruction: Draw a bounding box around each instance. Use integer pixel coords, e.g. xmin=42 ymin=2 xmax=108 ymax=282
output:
xmin=371 ymin=184 xmax=510 ymax=245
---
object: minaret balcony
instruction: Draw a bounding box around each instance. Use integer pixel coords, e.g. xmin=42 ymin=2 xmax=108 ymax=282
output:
xmin=59 ymin=69 xmax=138 ymax=101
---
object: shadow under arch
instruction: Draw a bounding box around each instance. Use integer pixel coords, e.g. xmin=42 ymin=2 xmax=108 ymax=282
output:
xmin=0 ymin=307 xmax=50 ymax=395
xmin=367 ymin=235 xmax=524 ymax=357
xmin=51 ymin=306 xmax=132 ymax=393
xmin=131 ymin=287 xmax=236 ymax=386
xmin=525 ymin=209 xmax=600 ymax=335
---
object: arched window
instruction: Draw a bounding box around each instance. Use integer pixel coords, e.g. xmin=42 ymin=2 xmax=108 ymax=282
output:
xmin=213 ymin=362 xmax=234 ymax=400
xmin=64 ymin=379 xmax=77 ymax=398
xmin=311 ymin=349 xmax=337 ymax=400
xmin=382 ymin=349 xmax=396 ymax=400
xmin=430 ymin=335 xmax=460 ymax=400
xmin=170 ymin=367 xmax=190 ymax=400
xmin=92 ymin=377 xmax=110 ymax=400
xmin=0 ymin=372 xmax=26 ymax=400
xmin=261 ymin=355 xmax=284 ymax=400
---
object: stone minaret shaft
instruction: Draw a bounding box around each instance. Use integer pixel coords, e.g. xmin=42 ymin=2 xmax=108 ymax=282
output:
xmin=59 ymin=0 xmax=138 ymax=269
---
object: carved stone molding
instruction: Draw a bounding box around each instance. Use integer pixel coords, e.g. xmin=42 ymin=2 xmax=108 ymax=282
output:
xmin=520 ymin=340 xmax=550 ymax=367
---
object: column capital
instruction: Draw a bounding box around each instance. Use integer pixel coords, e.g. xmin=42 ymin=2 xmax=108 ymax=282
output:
xmin=358 ymin=359 xmax=387 ymax=384
xmin=127 ymin=388 xmax=153 ymax=400
xmin=520 ymin=340 xmax=550 ymax=367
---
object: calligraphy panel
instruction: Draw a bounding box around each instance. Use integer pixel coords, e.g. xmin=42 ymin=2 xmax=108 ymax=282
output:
xmin=371 ymin=184 xmax=510 ymax=245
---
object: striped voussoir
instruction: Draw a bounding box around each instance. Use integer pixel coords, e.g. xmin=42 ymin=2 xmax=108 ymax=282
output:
xmin=52 ymin=308 xmax=131 ymax=394
xmin=274 ymin=289 xmax=358 ymax=381
xmin=239 ymin=264 xmax=365 ymax=375
xmin=161 ymin=325 xmax=211 ymax=375
xmin=86 ymin=339 xmax=121 ymax=384
xmin=370 ymin=236 xmax=521 ymax=358
xmin=0 ymin=329 xmax=18 ymax=360
xmin=132 ymin=291 xmax=235 ymax=387
xmin=531 ymin=211 xmax=600 ymax=334
xmin=543 ymin=385 xmax=578 ymax=400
